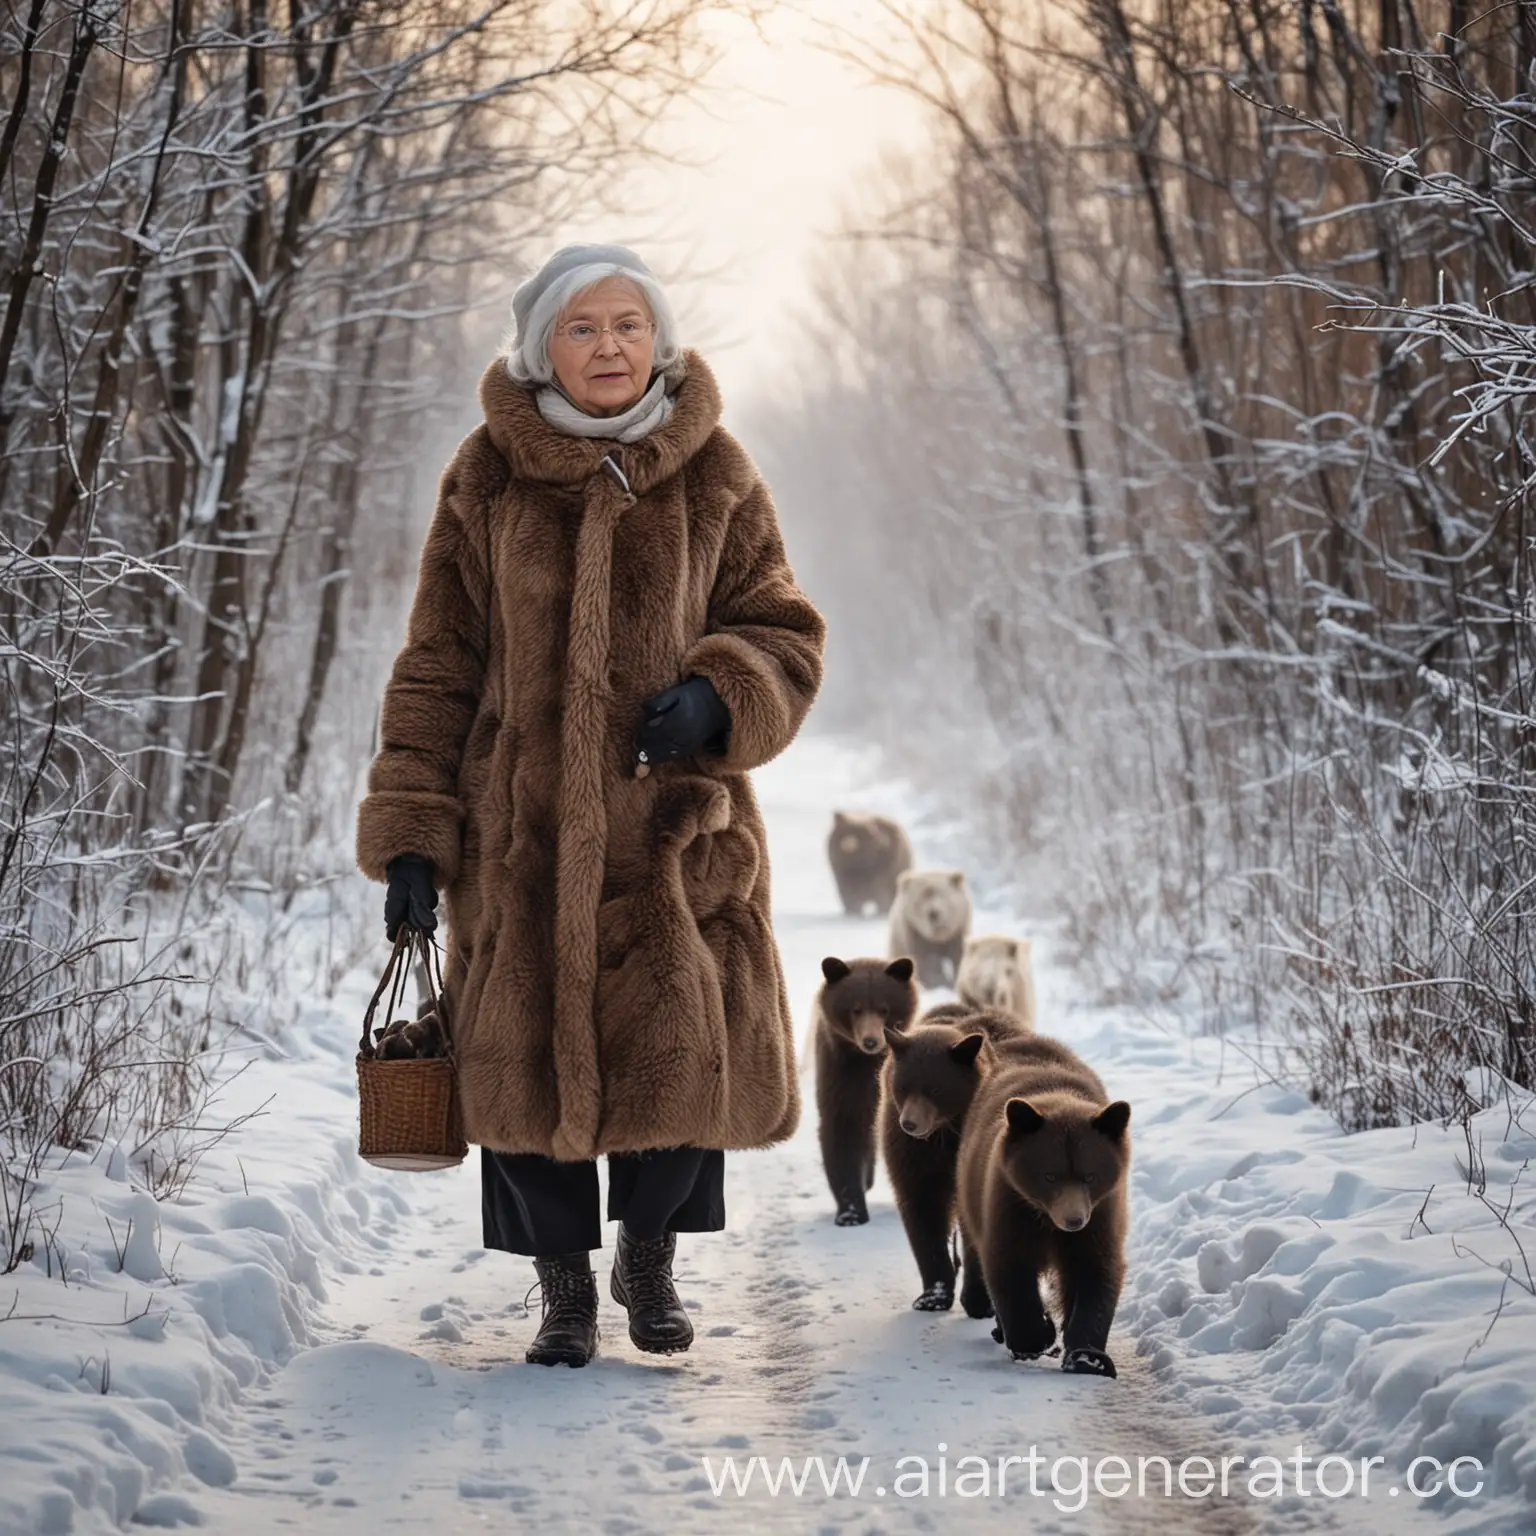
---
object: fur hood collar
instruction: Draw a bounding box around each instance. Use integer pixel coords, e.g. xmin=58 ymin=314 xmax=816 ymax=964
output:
xmin=479 ymin=347 xmax=723 ymax=496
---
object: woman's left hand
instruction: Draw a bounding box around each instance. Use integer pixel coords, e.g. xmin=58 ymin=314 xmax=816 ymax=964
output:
xmin=636 ymin=676 xmax=731 ymax=769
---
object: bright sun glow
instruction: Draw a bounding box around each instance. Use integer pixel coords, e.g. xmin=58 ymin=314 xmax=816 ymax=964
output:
xmin=546 ymin=4 xmax=931 ymax=422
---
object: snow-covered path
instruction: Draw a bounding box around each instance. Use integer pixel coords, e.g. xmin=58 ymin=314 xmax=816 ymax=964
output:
xmin=12 ymin=737 xmax=1510 ymax=1534
xmin=186 ymin=741 xmax=1262 ymax=1536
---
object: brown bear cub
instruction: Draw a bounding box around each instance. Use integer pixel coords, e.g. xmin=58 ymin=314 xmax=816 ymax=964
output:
xmin=827 ymin=811 xmax=913 ymax=917
xmin=813 ymin=956 xmax=920 ymax=1225
xmin=881 ymin=1004 xmax=1029 ymax=1313
xmin=956 ymin=1034 xmax=1130 ymax=1378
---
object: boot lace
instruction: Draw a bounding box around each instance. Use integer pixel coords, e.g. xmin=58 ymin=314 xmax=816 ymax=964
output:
xmin=529 ymin=1260 xmax=594 ymax=1324
xmin=622 ymin=1231 xmax=680 ymax=1311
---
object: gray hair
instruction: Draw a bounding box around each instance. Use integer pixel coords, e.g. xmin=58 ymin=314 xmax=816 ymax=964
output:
xmin=504 ymin=261 xmax=684 ymax=388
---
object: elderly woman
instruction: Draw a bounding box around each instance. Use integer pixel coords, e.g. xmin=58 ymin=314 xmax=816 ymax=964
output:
xmin=355 ymin=244 xmax=826 ymax=1368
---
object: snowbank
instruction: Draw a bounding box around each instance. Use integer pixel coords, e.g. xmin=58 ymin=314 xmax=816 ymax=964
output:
xmin=1108 ymin=1011 xmax=1536 ymax=1529
xmin=0 ymin=976 xmax=411 ymax=1534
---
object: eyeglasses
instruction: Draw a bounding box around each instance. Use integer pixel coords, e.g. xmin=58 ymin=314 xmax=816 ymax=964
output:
xmin=554 ymin=317 xmax=655 ymax=349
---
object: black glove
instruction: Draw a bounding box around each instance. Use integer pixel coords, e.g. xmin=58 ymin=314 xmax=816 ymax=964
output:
xmin=636 ymin=676 xmax=731 ymax=767
xmin=384 ymin=853 xmax=438 ymax=940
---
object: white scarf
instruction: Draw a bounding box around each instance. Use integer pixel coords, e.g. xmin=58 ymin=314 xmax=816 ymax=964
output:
xmin=535 ymin=372 xmax=675 ymax=444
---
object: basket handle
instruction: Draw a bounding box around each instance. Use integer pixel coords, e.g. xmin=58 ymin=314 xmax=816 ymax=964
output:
xmin=358 ymin=927 xmax=456 ymax=1059
xmin=417 ymin=929 xmax=457 ymax=1058
xmin=359 ymin=929 xmax=413 ymax=1057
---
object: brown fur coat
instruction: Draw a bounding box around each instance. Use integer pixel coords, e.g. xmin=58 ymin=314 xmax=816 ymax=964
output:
xmin=355 ymin=351 xmax=826 ymax=1160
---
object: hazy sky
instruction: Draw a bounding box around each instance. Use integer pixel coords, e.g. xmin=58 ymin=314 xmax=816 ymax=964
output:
xmin=549 ymin=3 xmax=932 ymax=424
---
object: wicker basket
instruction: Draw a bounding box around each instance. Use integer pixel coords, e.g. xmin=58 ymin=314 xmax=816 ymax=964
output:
xmin=356 ymin=929 xmax=468 ymax=1171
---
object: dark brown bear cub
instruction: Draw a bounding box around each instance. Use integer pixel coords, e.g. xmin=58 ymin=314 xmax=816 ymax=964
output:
xmin=882 ymin=1005 xmax=1028 ymax=1313
xmin=813 ymin=956 xmax=920 ymax=1225
xmin=956 ymin=1034 xmax=1130 ymax=1377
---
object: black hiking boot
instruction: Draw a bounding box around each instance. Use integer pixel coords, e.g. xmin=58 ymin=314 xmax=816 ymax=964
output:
xmin=526 ymin=1252 xmax=599 ymax=1367
xmin=609 ymin=1224 xmax=694 ymax=1355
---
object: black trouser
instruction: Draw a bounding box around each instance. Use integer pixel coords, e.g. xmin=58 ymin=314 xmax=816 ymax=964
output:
xmin=481 ymin=1144 xmax=726 ymax=1256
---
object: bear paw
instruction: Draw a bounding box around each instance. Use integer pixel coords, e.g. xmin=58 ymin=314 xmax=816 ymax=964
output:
xmin=912 ymin=1282 xmax=954 ymax=1312
xmin=993 ymin=1315 xmax=1057 ymax=1360
xmin=834 ymin=1206 xmax=868 ymax=1227
xmin=1007 ymin=1344 xmax=1059 ymax=1363
xmin=1061 ymin=1348 xmax=1117 ymax=1379
xmin=959 ymin=1286 xmax=994 ymax=1319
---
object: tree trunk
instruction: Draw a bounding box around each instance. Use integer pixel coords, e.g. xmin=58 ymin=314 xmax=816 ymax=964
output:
xmin=0 ymin=12 xmax=98 ymax=457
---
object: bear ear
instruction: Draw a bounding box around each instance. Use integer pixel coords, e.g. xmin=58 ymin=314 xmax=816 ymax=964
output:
xmin=1093 ymin=1101 xmax=1131 ymax=1142
xmin=832 ymin=810 xmax=848 ymax=827
xmin=897 ymin=870 xmax=915 ymax=886
xmin=884 ymin=1023 xmax=911 ymax=1053
xmin=949 ymin=1032 xmax=987 ymax=1066
xmin=1004 ymin=938 xmax=1021 ymax=957
xmin=821 ymin=957 xmax=852 ymax=985
xmin=949 ymin=870 xmax=965 ymax=888
xmin=885 ymin=957 xmax=915 ymax=984
xmin=1006 ymin=1098 xmax=1045 ymax=1135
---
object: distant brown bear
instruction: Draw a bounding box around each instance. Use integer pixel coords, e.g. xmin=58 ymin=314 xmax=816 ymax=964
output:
xmin=888 ymin=869 xmax=972 ymax=988
xmin=812 ymin=956 xmax=920 ymax=1225
xmin=881 ymin=1005 xmax=1030 ymax=1312
xmin=827 ymin=811 xmax=913 ymax=917
xmin=956 ymin=1033 xmax=1130 ymax=1377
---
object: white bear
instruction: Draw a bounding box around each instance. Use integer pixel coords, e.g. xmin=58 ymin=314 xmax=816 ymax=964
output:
xmin=956 ymin=934 xmax=1036 ymax=1029
xmin=888 ymin=869 xmax=972 ymax=988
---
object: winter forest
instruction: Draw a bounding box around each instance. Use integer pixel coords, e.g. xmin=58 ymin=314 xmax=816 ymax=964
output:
xmin=4 ymin=0 xmax=1536 ymax=1531
xmin=760 ymin=0 xmax=1536 ymax=1129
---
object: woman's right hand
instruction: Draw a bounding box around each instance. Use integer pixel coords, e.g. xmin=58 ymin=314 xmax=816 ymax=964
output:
xmin=385 ymin=854 xmax=438 ymax=940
